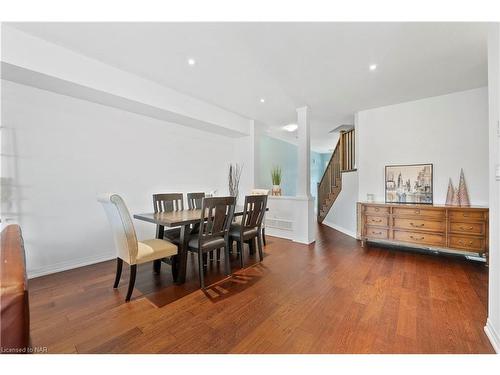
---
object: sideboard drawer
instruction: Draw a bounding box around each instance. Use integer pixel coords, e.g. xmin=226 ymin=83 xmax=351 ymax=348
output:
xmin=449 ymin=222 xmax=485 ymax=235
xmin=449 ymin=210 xmax=486 ymax=221
xmin=393 ymin=230 xmax=445 ymax=247
xmin=365 ymin=227 xmax=388 ymax=240
xmin=365 ymin=215 xmax=388 ymax=227
xmin=449 ymin=235 xmax=485 ymax=251
xmin=364 ymin=206 xmax=389 ymax=215
xmin=393 ymin=217 xmax=445 ymax=233
xmin=392 ymin=207 xmax=445 ymax=219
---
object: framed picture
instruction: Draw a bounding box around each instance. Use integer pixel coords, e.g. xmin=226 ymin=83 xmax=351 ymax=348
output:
xmin=385 ymin=163 xmax=433 ymax=204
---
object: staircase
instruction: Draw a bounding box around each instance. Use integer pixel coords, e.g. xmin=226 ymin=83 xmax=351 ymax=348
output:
xmin=317 ymin=129 xmax=356 ymax=223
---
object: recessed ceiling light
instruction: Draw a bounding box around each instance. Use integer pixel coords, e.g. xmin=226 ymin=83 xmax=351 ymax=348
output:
xmin=187 ymin=58 xmax=196 ymax=66
xmin=369 ymin=64 xmax=377 ymax=71
xmin=283 ymin=123 xmax=298 ymax=132
xmin=260 ymin=98 xmax=265 ymax=103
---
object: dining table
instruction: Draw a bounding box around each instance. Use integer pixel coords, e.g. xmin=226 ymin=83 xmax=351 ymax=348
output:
xmin=133 ymin=206 xmax=268 ymax=284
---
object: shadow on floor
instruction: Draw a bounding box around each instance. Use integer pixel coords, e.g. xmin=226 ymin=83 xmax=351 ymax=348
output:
xmin=134 ymin=244 xmax=270 ymax=308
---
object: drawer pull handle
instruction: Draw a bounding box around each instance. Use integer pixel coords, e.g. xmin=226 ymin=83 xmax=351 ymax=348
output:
xmin=372 ymin=231 xmax=382 ymax=235
xmin=460 ymin=226 xmax=474 ymax=231
xmin=371 ymin=218 xmax=382 ymax=223
xmin=410 ymin=235 xmax=425 ymax=241
xmin=410 ymin=222 xmax=424 ymax=227
xmin=463 ymin=213 xmax=469 ymax=217
xmin=458 ymin=239 xmax=474 ymax=246
xmin=414 ymin=209 xmax=420 ymax=214
xmin=375 ymin=208 xmax=379 ymax=212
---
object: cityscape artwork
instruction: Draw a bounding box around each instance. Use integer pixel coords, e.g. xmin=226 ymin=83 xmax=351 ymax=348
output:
xmin=385 ymin=164 xmax=433 ymax=204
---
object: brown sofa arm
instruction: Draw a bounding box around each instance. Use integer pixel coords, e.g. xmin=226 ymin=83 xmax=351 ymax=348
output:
xmin=1 ymin=224 xmax=30 ymax=354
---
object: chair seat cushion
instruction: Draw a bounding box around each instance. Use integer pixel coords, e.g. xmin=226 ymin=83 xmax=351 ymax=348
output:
xmin=136 ymin=239 xmax=178 ymax=264
xmin=188 ymin=235 xmax=226 ymax=252
xmin=229 ymin=223 xmax=259 ymax=239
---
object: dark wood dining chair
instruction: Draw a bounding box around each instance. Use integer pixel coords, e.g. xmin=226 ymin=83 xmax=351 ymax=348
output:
xmin=153 ymin=193 xmax=184 ymax=273
xmin=187 ymin=196 xmax=235 ymax=288
xmin=229 ymin=194 xmax=268 ymax=268
xmin=188 ymin=192 xmax=220 ymax=262
xmin=250 ymin=189 xmax=269 ymax=246
xmin=153 ymin=193 xmax=184 ymax=240
xmin=187 ymin=192 xmax=205 ymax=210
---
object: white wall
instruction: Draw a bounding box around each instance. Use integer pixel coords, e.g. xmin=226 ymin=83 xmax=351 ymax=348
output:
xmin=266 ymin=196 xmax=316 ymax=244
xmin=486 ymin=23 xmax=500 ymax=353
xmin=1 ymin=80 xmax=250 ymax=278
xmin=323 ymin=171 xmax=359 ymax=238
xmin=357 ymin=87 xmax=489 ymax=206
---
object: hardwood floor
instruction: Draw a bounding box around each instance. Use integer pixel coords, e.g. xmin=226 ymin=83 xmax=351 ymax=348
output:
xmin=28 ymin=225 xmax=494 ymax=353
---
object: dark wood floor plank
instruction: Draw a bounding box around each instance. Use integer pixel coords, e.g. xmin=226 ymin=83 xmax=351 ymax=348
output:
xmin=28 ymin=225 xmax=494 ymax=353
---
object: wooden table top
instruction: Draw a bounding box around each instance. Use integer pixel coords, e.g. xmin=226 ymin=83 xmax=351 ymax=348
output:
xmin=133 ymin=207 xmax=267 ymax=227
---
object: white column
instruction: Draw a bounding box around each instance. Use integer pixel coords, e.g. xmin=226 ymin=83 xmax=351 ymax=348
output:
xmin=486 ymin=23 xmax=500 ymax=353
xmin=294 ymin=106 xmax=315 ymax=244
xmin=296 ymin=106 xmax=312 ymax=199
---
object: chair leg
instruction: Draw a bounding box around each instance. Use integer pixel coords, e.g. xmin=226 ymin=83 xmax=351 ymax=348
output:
xmin=209 ymin=251 xmax=214 ymax=261
xmin=248 ymin=238 xmax=256 ymax=255
xmin=198 ymin=251 xmax=205 ymax=289
xmin=262 ymin=228 xmax=267 ymax=246
xmin=229 ymin=239 xmax=234 ymax=253
xmin=203 ymin=253 xmax=208 ymax=266
xmin=113 ymin=258 xmax=123 ymax=288
xmin=125 ymin=264 xmax=137 ymax=302
xmin=237 ymin=241 xmax=244 ymax=268
xmin=171 ymin=255 xmax=178 ymax=281
xmin=153 ymin=259 xmax=161 ymax=274
xmin=216 ymin=248 xmax=221 ymax=261
xmin=257 ymin=233 xmax=264 ymax=261
xmin=224 ymin=245 xmax=231 ymax=276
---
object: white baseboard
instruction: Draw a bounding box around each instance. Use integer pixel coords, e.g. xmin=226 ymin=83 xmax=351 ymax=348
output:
xmin=265 ymin=227 xmax=294 ymax=241
xmin=28 ymin=251 xmax=115 ymax=279
xmin=485 ymin=319 xmax=500 ymax=353
xmin=321 ymin=220 xmax=357 ymax=239
xmin=293 ymin=237 xmax=316 ymax=245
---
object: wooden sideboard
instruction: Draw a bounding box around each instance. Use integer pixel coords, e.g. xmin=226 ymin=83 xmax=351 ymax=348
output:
xmin=357 ymin=202 xmax=489 ymax=260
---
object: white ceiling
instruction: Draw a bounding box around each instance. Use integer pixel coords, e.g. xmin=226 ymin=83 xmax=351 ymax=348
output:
xmin=8 ymin=22 xmax=489 ymax=152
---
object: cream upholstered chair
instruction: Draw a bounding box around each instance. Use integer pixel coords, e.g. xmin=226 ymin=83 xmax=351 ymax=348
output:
xmin=250 ymin=189 xmax=269 ymax=246
xmin=98 ymin=193 xmax=178 ymax=302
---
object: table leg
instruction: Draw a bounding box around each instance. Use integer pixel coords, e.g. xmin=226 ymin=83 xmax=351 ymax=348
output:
xmin=176 ymin=224 xmax=191 ymax=284
xmin=156 ymin=224 xmax=164 ymax=240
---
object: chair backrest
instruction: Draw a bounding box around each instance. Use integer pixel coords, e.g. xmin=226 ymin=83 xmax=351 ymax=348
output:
xmin=198 ymin=196 xmax=235 ymax=246
xmin=187 ymin=192 xmax=205 ymax=210
xmin=153 ymin=193 xmax=184 ymax=213
xmin=241 ymin=194 xmax=268 ymax=231
xmin=250 ymin=189 xmax=270 ymax=196
xmin=98 ymin=193 xmax=138 ymax=264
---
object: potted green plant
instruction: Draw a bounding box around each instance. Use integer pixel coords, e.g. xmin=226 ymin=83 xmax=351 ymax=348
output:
xmin=271 ymin=166 xmax=282 ymax=196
